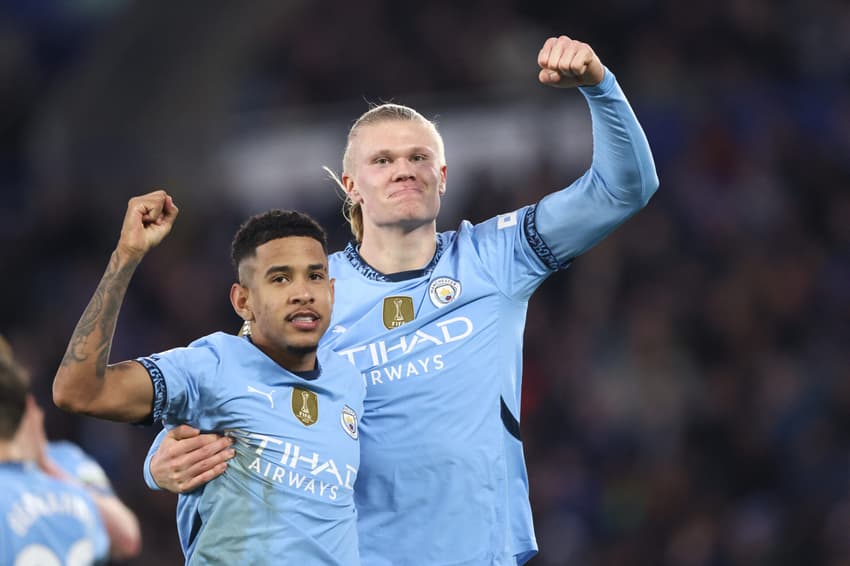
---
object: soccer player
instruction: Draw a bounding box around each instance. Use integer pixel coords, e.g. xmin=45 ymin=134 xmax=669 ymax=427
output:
xmin=145 ymin=35 xmax=659 ymax=564
xmin=1 ymin=337 xmax=141 ymax=565
xmin=52 ymin=191 xmax=364 ymax=565
xmin=42 ymin=439 xmax=142 ymax=561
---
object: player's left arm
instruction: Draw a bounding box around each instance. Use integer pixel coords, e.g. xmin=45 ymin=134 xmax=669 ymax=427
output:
xmin=534 ymin=35 xmax=659 ymax=264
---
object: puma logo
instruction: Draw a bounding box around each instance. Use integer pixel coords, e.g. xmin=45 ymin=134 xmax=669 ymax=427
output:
xmin=247 ymin=385 xmax=274 ymax=408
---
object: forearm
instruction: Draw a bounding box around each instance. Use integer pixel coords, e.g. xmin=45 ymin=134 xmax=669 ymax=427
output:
xmin=536 ymin=70 xmax=659 ymax=262
xmin=582 ymin=69 xmax=658 ymax=203
xmin=53 ymin=249 xmax=141 ymax=418
xmin=93 ymin=493 xmax=143 ymax=560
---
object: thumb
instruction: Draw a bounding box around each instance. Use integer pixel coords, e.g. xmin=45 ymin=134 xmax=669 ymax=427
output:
xmin=538 ymin=68 xmax=560 ymax=85
xmin=169 ymin=424 xmax=201 ymax=441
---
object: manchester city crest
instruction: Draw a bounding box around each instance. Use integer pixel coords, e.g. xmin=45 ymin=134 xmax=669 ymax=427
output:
xmin=428 ymin=277 xmax=461 ymax=308
xmin=340 ymin=405 xmax=358 ymax=440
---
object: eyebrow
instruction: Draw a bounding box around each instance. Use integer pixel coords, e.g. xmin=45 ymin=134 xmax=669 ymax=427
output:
xmin=264 ymin=264 xmax=327 ymax=277
xmin=367 ymin=146 xmax=433 ymax=158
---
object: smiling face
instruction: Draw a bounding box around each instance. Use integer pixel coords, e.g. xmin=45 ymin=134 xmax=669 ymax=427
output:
xmin=343 ymin=119 xmax=447 ymax=236
xmin=231 ymin=236 xmax=334 ymax=372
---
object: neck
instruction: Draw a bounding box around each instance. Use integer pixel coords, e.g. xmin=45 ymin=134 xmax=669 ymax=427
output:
xmin=358 ymin=223 xmax=437 ymax=274
xmin=253 ymin=340 xmax=318 ymax=373
xmin=0 ymin=441 xmax=19 ymax=462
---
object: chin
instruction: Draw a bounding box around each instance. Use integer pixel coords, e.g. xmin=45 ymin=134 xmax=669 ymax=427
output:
xmin=286 ymin=343 xmax=319 ymax=356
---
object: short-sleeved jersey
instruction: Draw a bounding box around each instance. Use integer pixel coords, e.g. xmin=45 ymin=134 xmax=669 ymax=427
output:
xmin=138 ymin=332 xmax=364 ymax=566
xmin=47 ymin=441 xmax=116 ymax=498
xmin=0 ymin=461 xmax=109 ymax=566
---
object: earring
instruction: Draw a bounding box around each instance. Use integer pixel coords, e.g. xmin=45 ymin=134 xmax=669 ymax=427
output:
xmin=238 ymin=320 xmax=252 ymax=338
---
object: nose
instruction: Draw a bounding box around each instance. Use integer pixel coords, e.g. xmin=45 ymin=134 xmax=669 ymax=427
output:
xmin=289 ymin=279 xmax=315 ymax=304
xmin=392 ymin=160 xmax=416 ymax=182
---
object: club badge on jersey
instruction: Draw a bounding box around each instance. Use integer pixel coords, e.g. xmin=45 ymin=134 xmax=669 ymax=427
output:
xmin=291 ymin=387 xmax=318 ymax=426
xmin=429 ymin=277 xmax=461 ymax=308
xmin=382 ymin=296 xmax=415 ymax=329
xmin=340 ymin=406 xmax=358 ymax=440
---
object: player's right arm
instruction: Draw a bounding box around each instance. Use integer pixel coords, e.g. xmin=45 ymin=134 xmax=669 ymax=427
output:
xmin=53 ymin=190 xmax=179 ymax=423
xmin=145 ymin=425 xmax=233 ymax=493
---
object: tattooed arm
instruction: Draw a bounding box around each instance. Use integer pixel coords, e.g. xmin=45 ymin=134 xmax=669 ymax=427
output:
xmin=53 ymin=190 xmax=179 ymax=423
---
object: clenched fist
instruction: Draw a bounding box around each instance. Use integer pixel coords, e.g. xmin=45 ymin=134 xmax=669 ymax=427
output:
xmin=538 ymin=35 xmax=605 ymax=88
xmin=117 ymin=189 xmax=179 ymax=262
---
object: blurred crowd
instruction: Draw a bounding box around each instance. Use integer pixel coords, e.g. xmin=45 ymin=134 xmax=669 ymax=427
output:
xmin=1 ymin=0 xmax=849 ymax=564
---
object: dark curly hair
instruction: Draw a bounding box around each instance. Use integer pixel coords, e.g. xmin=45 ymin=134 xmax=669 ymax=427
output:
xmin=230 ymin=209 xmax=328 ymax=279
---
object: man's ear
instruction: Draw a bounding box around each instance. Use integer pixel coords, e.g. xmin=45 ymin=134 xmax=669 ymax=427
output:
xmin=343 ymin=175 xmax=362 ymax=204
xmin=438 ymin=164 xmax=447 ymax=196
xmin=230 ymin=283 xmax=252 ymax=321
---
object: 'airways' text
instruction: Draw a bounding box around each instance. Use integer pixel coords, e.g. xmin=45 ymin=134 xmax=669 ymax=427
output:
xmin=362 ymin=354 xmax=444 ymax=387
xmin=245 ymin=434 xmax=357 ymax=496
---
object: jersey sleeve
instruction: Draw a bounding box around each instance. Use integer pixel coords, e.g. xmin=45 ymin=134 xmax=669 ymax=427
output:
xmin=142 ymin=428 xmax=167 ymax=491
xmin=534 ymin=68 xmax=659 ymax=263
xmin=467 ymin=207 xmax=555 ymax=302
xmin=469 ymin=70 xmax=658 ymax=301
xmin=135 ymin=337 xmax=223 ymax=427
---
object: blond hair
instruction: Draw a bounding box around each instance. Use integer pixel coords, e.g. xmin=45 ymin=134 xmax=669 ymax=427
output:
xmin=324 ymin=103 xmax=445 ymax=242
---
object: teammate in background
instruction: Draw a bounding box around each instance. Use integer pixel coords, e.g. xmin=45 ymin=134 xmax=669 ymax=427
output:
xmin=1 ymin=336 xmax=141 ymax=565
xmin=145 ymin=35 xmax=659 ymax=564
xmin=52 ymin=192 xmax=364 ymax=565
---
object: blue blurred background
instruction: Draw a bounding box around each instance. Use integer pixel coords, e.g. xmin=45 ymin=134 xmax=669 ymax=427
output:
xmin=1 ymin=1 xmax=849 ymax=564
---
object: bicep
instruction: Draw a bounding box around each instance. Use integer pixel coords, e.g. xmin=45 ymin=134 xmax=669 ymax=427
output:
xmin=97 ymin=360 xmax=154 ymax=422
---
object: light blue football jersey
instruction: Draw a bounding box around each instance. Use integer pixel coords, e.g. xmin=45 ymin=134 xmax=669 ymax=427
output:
xmin=47 ymin=441 xmax=116 ymax=498
xmin=0 ymin=461 xmax=109 ymax=566
xmin=144 ymin=69 xmax=658 ymax=566
xmin=322 ymin=69 xmax=657 ymax=566
xmin=138 ymin=332 xmax=364 ymax=566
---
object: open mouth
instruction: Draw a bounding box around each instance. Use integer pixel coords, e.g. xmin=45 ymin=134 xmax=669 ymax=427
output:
xmin=287 ymin=311 xmax=320 ymax=330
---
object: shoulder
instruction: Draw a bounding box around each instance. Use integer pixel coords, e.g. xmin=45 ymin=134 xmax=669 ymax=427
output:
xmin=188 ymin=331 xmax=241 ymax=349
xmin=46 ymin=439 xmax=85 ymax=462
xmin=318 ymin=344 xmax=357 ymax=374
xmin=156 ymin=332 xmax=245 ymax=362
xmin=440 ymin=206 xmax=535 ymax=253
xmin=2 ymin=463 xmax=94 ymax=501
xmin=141 ymin=333 xmax=248 ymax=386
xmin=48 ymin=442 xmax=112 ymax=493
xmin=328 ymin=246 xmax=354 ymax=277
xmin=452 ymin=206 xmax=534 ymax=239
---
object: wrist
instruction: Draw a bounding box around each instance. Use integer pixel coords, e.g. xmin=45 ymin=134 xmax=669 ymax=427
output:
xmin=112 ymin=246 xmax=145 ymax=269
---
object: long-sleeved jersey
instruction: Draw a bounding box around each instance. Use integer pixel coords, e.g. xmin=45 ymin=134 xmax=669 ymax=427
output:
xmin=324 ymin=68 xmax=658 ymax=565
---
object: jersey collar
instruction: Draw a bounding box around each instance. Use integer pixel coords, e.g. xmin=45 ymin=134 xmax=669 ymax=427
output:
xmin=342 ymin=237 xmax=446 ymax=282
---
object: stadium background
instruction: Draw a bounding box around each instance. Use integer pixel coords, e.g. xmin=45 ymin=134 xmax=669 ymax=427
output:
xmin=1 ymin=1 xmax=848 ymax=564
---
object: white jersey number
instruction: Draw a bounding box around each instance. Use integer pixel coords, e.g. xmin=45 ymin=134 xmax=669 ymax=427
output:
xmin=14 ymin=539 xmax=94 ymax=566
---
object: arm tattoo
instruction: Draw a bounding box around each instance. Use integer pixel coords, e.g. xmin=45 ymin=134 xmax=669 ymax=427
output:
xmin=60 ymin=250 xmax=139 ymax=378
